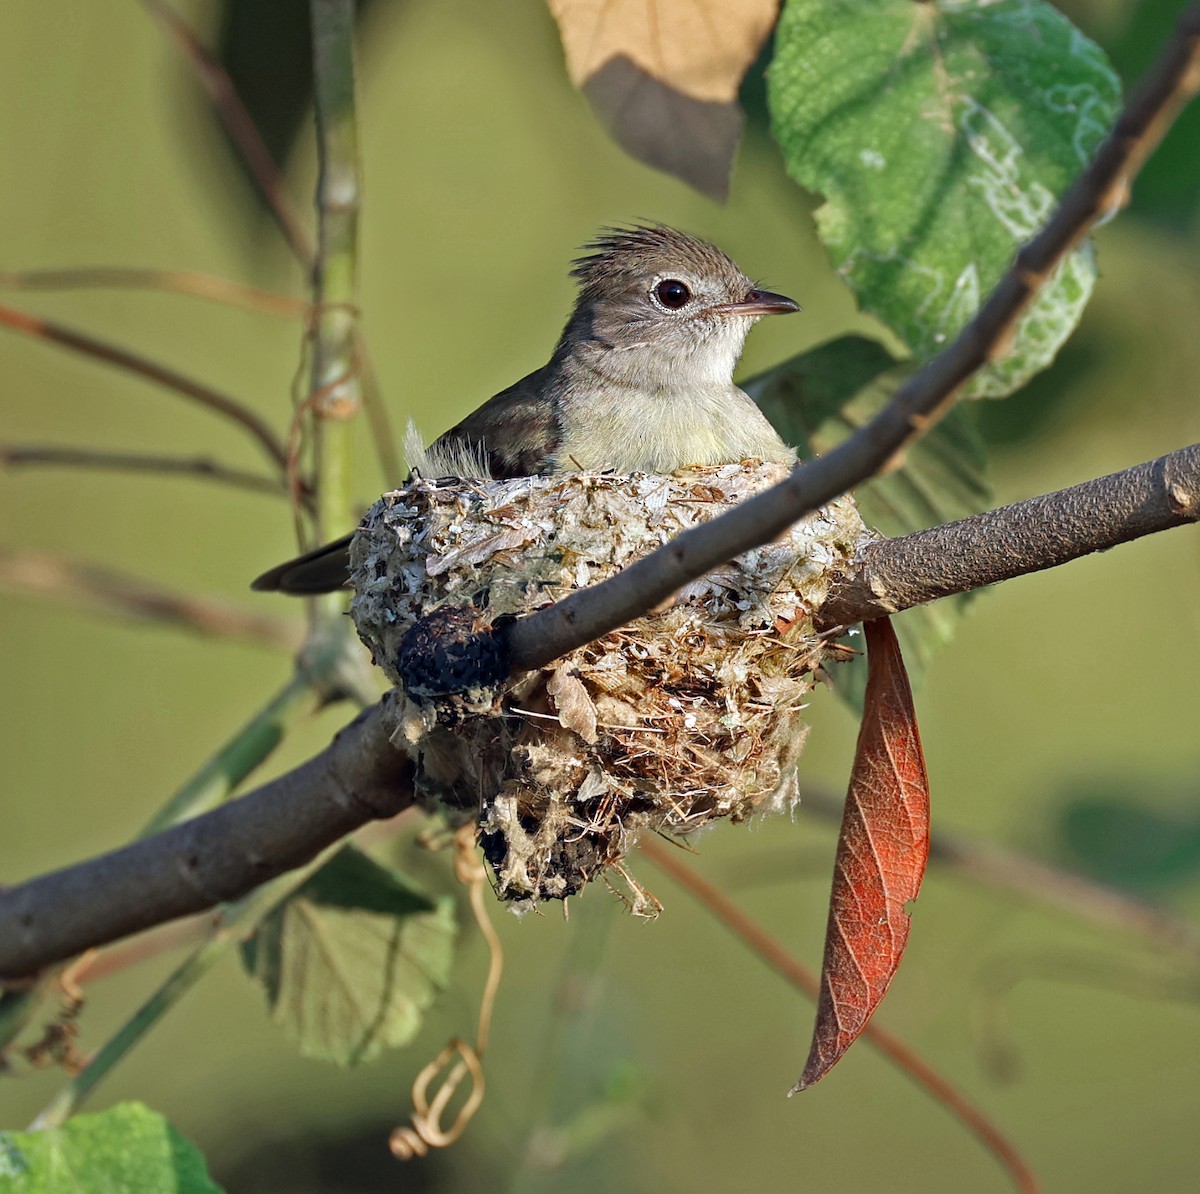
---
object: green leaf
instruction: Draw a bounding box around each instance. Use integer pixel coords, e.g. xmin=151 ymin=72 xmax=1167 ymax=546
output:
xmin=0 ymin=1102 xmax=221 ymax=1193
xmin=285 ymin=843 xmax=438 ymax=916
xmin=768 ymin=0 xmax=1121 ymax=397
xmin=241 ymin=847 xmax=456 ymax=1066
xmin=1055 ymin=785 xmax=1200 ymax=894
xmin=746 ymin=335 xmax=991 ymax=706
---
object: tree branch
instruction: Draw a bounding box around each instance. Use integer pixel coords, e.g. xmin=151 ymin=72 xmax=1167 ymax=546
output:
xmin=0 ymin=702 xmax=413 ymax=979
xmin=816 ymin=443 xmax=1200 ymax=630
xmin=0 ymin=267 xmax=306 ymax=317
xmin=142 ymin=0 xmax=401 ymax=483
xmin=502 ymin=4 xmax=1200 ymax=672
xmin=1 ymin=440 xmax=1195 ymax=980
xmin=143 ymin=0 xmax=315 ymax=267
xmin=638 ymin=837 xmax=1041 ymax=1194
xmin=0 ymin=302 xmax=289 ymax=474
xmin=4 ymin=6 xmax=1199 ymax=984
xmin=794 ymin=787 xmax=1200 ymax=966
xmin=0 ymin=549 xmax=302 ymax=649
xmin=1 ymin=444 xmax=291 ymax=500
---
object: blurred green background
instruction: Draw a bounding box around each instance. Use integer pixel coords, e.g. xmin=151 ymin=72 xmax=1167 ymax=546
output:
xmin=2 ymin=1 xmax=1199 ymax=1191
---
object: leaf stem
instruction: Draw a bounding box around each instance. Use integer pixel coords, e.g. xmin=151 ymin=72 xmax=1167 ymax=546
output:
xmin=307 ymin=0 xmax=363 ymax=603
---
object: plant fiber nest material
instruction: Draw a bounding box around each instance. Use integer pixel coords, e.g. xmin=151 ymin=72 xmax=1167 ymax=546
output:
xmin=350 ymin=462 xmax=867 ymax=909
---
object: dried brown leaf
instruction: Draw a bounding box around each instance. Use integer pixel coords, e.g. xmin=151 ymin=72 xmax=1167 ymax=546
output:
xmin=548 ymin=0 xmax=777 ymax=101
xmin=546 ymin=0 xmax=779 ymax=198
xmin=791 ymin=617 xmax=930 ymax=1093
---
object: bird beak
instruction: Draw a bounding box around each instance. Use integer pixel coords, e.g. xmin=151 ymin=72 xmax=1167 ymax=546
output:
xmin=711 ymin=288 xmax=801 ymax=318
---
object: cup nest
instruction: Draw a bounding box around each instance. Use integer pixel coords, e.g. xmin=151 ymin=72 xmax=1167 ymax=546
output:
xmin=349 ymin=462 xmax=868 ymax=910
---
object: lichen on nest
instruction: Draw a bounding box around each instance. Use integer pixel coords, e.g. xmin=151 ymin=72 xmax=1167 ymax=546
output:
xmin=349 ymin=462 xmax=868 ymax=909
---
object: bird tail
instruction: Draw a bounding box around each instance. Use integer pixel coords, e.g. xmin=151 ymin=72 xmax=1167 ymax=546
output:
xmin=250 ymin=533 xmax=354 ymax=595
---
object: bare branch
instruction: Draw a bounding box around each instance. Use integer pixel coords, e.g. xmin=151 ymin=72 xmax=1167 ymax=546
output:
xmin=503 ymin=5 xmax=1200 ymax=673
xmin=816 ymin=444 xmax=1200 ymax=630
xmin=0 ymin=702 xmax=414 ymax=979
xmin=639 ymin=837 xmax=1041 ymax=1194
xmin=0 ymin=267 xmax=305 ymax=317
xmin=143 ymin=0 xmax=315 ymax=267
xmin=1 ymin=444 xmax=289 ymax=500
xmin=0 ymin=302 xmax=289 ymax=474
xmin=0 ymin=549 xmax=302 ymax=650
xmin=796 ymin=788 xmax=1200 ymax=966
xmin=142 ymin=1 xmax=401 ymax=482
xmin=4 ymin=3 xmax=1199 ymax=996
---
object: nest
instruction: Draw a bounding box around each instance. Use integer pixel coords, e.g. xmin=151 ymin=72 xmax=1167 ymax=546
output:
xmin=350 ymin=462 xmax=868 ymax=909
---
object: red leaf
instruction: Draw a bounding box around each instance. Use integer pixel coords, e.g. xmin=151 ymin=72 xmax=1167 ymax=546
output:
xmin=790 ymin=616 xmax=930 ymax=1094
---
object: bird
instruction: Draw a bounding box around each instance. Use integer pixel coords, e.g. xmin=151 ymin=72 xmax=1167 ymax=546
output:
xmin=252 ymin=224 xmax=799 ymax=595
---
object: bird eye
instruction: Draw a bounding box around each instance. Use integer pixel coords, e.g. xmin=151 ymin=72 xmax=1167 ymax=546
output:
xmin=653 ymin=278 xmax=691 ymax=309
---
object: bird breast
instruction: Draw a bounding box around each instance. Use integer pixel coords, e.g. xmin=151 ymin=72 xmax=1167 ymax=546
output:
xmin=555 ymin=384 xmax=795 ymax=474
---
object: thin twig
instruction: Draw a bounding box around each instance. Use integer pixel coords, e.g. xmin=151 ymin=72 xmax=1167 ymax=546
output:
xmin=60 ymin=917 xmax=213 ymax=987
xmin=971 ymin=946 xmax=1200 ymax=1083
xmin=142 ymin=0 xmax=402 ymax=483
xmin=1 ymin=443 xmax=291 ymax=500
xmin=0 ymin=548 xmax=301 ymax=650
xmin=358 ymin=333 xmax=404 ymax=485
xmin=0 ymin=302 xmax=289 ymax=473
xmin=790 ymin=787 xmax=1200 ymax=965
xmin=638 ymin=837 xmax=1041 ymax=1194
xmin=0 ymin=267 xmax=305 ymax=317
xmin=502 ymin=5 xmax=1200 ymax=673
xmin=142 ymin=0 xmax=314 ymax=267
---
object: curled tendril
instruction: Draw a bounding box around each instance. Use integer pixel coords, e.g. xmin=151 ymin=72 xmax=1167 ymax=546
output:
xmin=391 ymin=823 xmax=504 ymax=1160
xmin=389 ymin=1037 xmax=485 ymax=1159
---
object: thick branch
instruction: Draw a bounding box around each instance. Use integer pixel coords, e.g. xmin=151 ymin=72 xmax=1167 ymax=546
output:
xmin=0 ymin=702 xmax=413 ymax=979
xmin=1 ymin=445 xmax=1194 ymax=978
xmin=816 ymin=444 xmax=1200 ymax=630
xmin=503 ymin=5 xmax=1200 ymax=673
xmin=3 ymin=7 xmax=1199 ymax=984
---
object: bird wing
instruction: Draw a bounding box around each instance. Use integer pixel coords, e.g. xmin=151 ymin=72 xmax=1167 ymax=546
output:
xmin=431 ymin=368 xmax=560 ymax=479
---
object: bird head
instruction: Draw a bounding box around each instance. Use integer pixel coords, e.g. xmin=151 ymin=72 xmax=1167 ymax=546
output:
xmin=561 ymin=225 xmax=799 ymax=390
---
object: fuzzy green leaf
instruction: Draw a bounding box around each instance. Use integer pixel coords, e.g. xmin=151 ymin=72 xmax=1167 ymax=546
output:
xmin=768 ymin=0 xmax=1121 ymax=397
xmin=242 ymin=847 xmax=455 ymax=1066
xmin=0 ymin=1102 xmax=221 ymax=1193
xmin=747 ymin=335 xmax=991 ymax=705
